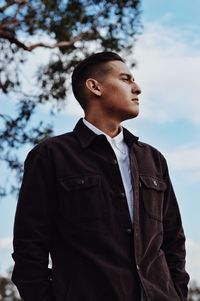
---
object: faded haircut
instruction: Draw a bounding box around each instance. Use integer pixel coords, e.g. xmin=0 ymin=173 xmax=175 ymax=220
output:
xmin=71 ymin=52 xmax=124 ymax=109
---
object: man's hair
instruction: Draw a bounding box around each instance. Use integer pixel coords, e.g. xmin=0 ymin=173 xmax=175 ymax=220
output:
xmin=71 ymin=51 xmax=124 ymax=109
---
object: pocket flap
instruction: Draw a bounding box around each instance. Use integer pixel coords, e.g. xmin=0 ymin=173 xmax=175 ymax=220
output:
xmin=140 ymin=175 xmax=167 ymax=191
xmin=60 ymin=174 xmax=100 ymax=191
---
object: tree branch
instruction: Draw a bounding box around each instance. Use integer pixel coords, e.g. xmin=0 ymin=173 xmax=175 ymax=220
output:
xmin=0 ymin=30 xmax=30 ymax=50
xmin=0 ymin=30 xmax=92 ymax=51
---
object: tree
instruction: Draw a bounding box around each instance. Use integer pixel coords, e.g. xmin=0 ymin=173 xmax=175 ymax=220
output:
xmin=0 ymin=0 xmax=142 ymax=196
xmin=0 ymin=274 xmax=21 ymax=301
xmin=188 ymin=281 xmax=200 ymax=301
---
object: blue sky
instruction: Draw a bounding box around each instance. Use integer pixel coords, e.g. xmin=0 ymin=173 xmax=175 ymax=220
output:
xmin=1 ymin=0 xmax=200 ymax=284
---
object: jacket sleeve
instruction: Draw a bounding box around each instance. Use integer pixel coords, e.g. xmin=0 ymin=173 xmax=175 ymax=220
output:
xmin=162 ymin=161 xmax=190 ymax=301
xmin=12 ymin=146 xmax=56 ymax=301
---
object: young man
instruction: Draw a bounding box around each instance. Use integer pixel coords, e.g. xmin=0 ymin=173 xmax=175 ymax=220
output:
xmin=12 ymin=52 xmax=189 ymax=301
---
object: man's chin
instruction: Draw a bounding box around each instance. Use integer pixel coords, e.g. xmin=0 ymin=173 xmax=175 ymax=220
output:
xmin=133 ymin=110 xmax=140 ymax=118
xmin=123 ymin=110 xmax=140 ymax=121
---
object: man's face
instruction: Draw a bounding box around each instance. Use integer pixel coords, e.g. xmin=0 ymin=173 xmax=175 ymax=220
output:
xmin=98 ymin=60 xmax=141 ymax=122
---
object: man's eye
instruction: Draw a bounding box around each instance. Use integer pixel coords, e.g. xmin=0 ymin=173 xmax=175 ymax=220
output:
xmin=122 ymin=78 xmax=129 ymax=81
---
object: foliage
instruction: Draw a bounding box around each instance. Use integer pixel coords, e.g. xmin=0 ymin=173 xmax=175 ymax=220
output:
xmin=188 ymin=281 xmax=200 ymax=301
xmin=0 ymin=0 xmax=141 ymax=196
xmin=0 ymin=275 xmax=21 ymax=301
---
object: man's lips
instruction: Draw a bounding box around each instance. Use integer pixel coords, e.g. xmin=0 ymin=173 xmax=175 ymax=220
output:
xmin=131 ymin=98 xmax=139 ymax=103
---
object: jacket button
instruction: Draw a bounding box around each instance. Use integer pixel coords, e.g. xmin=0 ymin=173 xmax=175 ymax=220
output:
xmin=125 ymin=228 xmax=132 ymax=234
xmin=77 ymin=179 xmax=85 ymax=184
xmin=153 ymin=180 xmax=158 ymax=186
xmin=136 ymin=264 xmax=140 ymax=271
xmin=112 ymin=159 xmax=118 ymax=165
xmin=120 ymin=192 xmax=126 ymax=200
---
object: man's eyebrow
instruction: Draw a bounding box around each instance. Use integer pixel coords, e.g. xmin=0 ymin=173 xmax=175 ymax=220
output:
xmin=119 ymin=73 xmax=134 ymax=80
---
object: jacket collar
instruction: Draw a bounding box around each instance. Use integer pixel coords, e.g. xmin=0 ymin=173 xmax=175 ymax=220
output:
xmin=123 ymin=127 xmax=139 ymax=148
xmin=73 ymin=118 xmax=139 ymax=148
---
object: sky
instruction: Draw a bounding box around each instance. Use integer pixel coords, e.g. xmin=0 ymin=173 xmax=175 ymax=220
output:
xmin=1 ymin=0 xmax=200 ymax=285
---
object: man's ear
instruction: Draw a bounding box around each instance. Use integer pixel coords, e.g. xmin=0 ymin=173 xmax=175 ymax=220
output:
xmin=85 ymin=78 xmax=102 ymax=96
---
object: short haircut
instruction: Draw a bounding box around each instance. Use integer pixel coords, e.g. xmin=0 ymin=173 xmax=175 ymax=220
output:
xmin=71 ymin=51 xmax=124 ymax=109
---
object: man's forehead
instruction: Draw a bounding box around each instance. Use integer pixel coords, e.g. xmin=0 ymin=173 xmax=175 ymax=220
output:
xmin=107 ymin=60 xmax=132 ymax=75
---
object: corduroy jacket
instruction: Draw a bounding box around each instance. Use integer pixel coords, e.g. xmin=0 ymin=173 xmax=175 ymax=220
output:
xmin=12 ymin=119 xmax=189 ymax=301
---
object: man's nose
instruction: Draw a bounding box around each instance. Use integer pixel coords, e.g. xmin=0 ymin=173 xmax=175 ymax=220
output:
xmin=132 ymin=82 xmax=141 ymax=95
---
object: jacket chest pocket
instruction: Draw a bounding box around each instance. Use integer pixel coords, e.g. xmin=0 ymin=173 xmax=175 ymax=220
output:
xmin=139 ymin=175 xmax=167 ymax=222
xmin=58 ymin=174 xmax=104 ymax=222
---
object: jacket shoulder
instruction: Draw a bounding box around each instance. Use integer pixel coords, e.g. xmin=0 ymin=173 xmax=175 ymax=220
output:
xmin=136 ymin=140 xmax=168 ymax=174
xmin=26 ymin=131 xmax=76 ymax=158
xmin=138 ymin=140 xmax=165 ymax=157
xmin=38 ymin=131 xmax=74 ymax=146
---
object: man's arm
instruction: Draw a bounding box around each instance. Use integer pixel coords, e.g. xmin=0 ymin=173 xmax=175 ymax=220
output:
xmin=12 ymin=146 xmax=56 ymax=301
xmin=162 ymin=162 xmax=190 ymax=301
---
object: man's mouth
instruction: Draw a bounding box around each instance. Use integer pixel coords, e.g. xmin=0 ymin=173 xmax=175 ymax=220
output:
xmin=131 ymin=98 xmax=139 ymax=103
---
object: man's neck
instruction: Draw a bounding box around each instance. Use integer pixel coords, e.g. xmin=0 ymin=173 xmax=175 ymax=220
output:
xmin=84 ymin=116 xmax=121 ymax=138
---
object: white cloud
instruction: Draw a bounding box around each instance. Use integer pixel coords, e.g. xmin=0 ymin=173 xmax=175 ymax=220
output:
xmin=0 ymin=237 xmax=12 ymax=250
xmin=64 ymin=95 xmax=84 ymax=117
xmin=166 ymin=147 xmax=200 ymax=172
xmin=186 ymin=239 xmax=200 ymax=284
xmin=164 ymin=146 xmax=200 ymax=183
xmin=132 ymin=23 xmax=200 ymax=124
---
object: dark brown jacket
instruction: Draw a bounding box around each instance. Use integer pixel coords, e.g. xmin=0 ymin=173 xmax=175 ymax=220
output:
xmin=12 ymin=119 xmax=189 ymax=301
